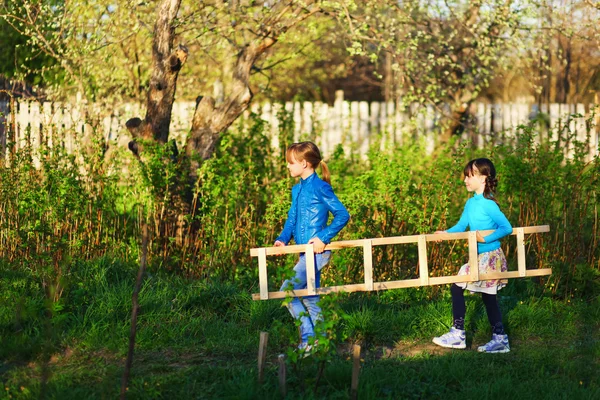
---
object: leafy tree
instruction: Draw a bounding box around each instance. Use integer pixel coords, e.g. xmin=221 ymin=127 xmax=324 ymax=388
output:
xmin=0 ymin=16 xmax=58 ymax=89
xmin=527 ymin=0 xmax=600 ymax=105
xmin=472 ymin=1 xmax=600 ymax=105
xmin=329 ymin=0 xmax=533 ymax=140
xmin=0 ymin=0 xmax=159 ymax=101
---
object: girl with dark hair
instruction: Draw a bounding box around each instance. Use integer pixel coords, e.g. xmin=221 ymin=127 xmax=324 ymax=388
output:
xmin=432 ymin=158 xmax=513 ymax=353
xmin=274 ymin=141 xmax=350 ymax=355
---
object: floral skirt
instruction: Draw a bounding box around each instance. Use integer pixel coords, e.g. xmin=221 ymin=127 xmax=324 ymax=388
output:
xmin=455 ymin=248 xmax=508 ymax=294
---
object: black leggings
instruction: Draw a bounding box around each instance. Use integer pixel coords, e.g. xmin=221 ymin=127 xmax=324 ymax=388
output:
xmin=451 ymin=283 xmax=504 ymax=334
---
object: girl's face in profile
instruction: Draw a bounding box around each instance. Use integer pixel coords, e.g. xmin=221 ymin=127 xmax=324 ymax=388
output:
xmin=464 ymin=166 xmax=487 ymax=194
xmin=287 ymin=153 xmax=306 ymax=178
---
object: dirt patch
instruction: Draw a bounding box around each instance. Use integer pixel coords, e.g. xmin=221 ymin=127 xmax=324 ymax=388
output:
xmin=337 ymin=339 xmax=475 ymax=361
xmin=333 ymin=339 xmax=462 ymax=361
xmin=390 ymin=340 xmax=459 ymax=358
xmin=49 ymin=347 xmax=74 ymax=365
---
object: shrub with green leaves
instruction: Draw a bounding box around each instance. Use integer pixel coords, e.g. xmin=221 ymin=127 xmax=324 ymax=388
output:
xmin=0 ymin=108 xmax=597 ymax=304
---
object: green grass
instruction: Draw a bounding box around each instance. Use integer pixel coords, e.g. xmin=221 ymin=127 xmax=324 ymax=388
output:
xmin=0 ymin=258 xmax=599 ymax=399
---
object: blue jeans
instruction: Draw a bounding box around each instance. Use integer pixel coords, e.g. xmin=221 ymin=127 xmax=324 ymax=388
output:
xmin=279 ymin=251 xmax=331 ymax=343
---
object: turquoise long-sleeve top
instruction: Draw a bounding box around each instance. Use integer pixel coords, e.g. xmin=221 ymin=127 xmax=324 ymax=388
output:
xmin=446 ymin=193 xmax=513 ymax=254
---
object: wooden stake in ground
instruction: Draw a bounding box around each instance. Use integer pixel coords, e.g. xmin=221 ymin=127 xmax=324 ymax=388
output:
xmin=351 ymin=344 xmax=361 ymax=400
xmin=258 ymin=332 xmax=269 ymax=383
xmin=120 ymin=223 xmax=149 ymax=399
xmin=278 ymin=354 xmax=287 ymax=398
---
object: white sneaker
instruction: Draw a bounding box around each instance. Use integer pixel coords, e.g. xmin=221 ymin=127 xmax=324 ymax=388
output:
xmin=432 ymin=327 xmax=466 ymax=349
xmin=477 ymin=334 xmax=510 ymax=353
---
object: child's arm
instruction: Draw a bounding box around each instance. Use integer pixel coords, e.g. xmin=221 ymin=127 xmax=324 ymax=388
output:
xmin=481 ymin=202 xmax=512 ymax=243
xmin=274 ymin=186 xmax=299 ymax=245
xmin=314 ymin=183 xmax=350 ymax=244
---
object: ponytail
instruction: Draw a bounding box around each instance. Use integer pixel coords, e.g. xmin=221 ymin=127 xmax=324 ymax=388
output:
xmin=484 ymin=175 xmax=499 ymax=204
xmin=320 ymin=160 xmax=331 ymax=184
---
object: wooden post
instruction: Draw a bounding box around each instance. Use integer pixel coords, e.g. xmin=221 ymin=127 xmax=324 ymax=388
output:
xmin=359 ymin=101 xmax=369 ymax=155
xmin=303 ymin=101 xmax=313 ymax=135
xmin=334 ymin=90 xmax=344 ymax=146
xmin=386 ymin=101 xmax=395 ymax=144
xmin=0 ymin=99 xmax=7 ymax=158
xmin=418 ymin=235 xmax=429 ymax=286
xmin=120 ymin=223 xmax=149 ymax=400
xmin=363 ymin=240 xmax=373 ymax=291
xmin=258 ymin=248 xmax=269 ymax=300
xmin=293 ymin=101 xmax=301 ymax=139
xmin=305 ymin=244 xmax=316 ymax=295
xmin=278 ymin=354 xmax=287 ymax=398
xmin=351 ymin=101 xmax=360 ymax=147
xmin=370 ymin=102 xmax=380 ymax=137
xmin=477 ymin=102 xmax=486 ymax=136
xmin=9 ymin=96 xmax=16 ymax=161
xmin=468 ymin=231 xmax=479 ymax=281
xmin=351 ymin=344 xmax=361 ymax=400
xmin=595 ymin=92 xmax=600 ymax=161
xmin=258 ymin=332 xmax=269 ymax=383
xmin=16 ymin=100 xmax=27 ymax=152
xmin=517 ymin=228 xmax=526 ymax=277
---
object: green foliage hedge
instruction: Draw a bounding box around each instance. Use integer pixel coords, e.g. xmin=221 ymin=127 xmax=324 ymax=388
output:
xmin=0 ymin=110 xmax=598 ymax=303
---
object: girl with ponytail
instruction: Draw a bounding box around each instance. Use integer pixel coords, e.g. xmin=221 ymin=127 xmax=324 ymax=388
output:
xmin=432 ymin=158 xmax=513 ymax=354
xmin=274 ymin=141 xmax=349 ymax=356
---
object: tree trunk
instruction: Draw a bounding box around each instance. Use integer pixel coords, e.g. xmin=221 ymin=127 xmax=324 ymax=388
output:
xmin=440 ymin=102 xmax=472 ymax=143
xmin=556 ymin=35 xmax=572 ymax=104
xmin=181 ymin=4 xmax=322 ymax=179
xmin=440 ymin=86 xmax=475 ymax=142
xmin=184 ymin=39 xmax=276 ymax=183
xmin=126 ymin=0 xmax=186 ymax=154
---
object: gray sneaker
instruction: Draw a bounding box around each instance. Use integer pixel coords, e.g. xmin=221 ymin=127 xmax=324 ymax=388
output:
xmin=432 ymin=327 xmax=466 ymax=349
xmin=477 ymin=334 xmax=510 ymax=353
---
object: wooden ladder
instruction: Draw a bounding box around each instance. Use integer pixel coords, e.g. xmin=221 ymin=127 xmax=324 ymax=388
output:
xmin=250 ymin=225 xmax=551 ymax=300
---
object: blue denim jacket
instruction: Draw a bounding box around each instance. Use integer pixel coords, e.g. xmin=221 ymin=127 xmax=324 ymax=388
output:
xmin=275 ymin=173 xmax=350 ymax=245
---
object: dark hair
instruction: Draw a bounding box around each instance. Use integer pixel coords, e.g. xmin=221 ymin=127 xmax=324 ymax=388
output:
xmin=286 ymin=141 xmax=331 ymax=184
xmin=463 ymin=158 xmax=499 ymax=203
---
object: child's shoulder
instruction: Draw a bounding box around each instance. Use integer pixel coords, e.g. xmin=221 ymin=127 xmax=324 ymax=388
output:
xmin=481 ymin=196 xmax=499 ymax=204
xmin=479 ymin=196 xmax=503 ymax=212
xmin=467 ymin=195 xmax=500 ymax=209
xmin=314 ymin=175 xmax=329 ymax=185
xmin=313 ymin=176 xmax=334 ymax=191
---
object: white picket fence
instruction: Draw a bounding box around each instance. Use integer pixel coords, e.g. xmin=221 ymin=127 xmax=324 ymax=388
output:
xmin=0 ymin=98 xmax=598 ymax=161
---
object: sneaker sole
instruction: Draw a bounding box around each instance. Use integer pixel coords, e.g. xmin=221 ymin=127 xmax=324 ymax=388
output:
xmin=432 ymin=338 xmax=466 ymax=349
xmin=477 ymin=347 xmax=510 ymax=353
